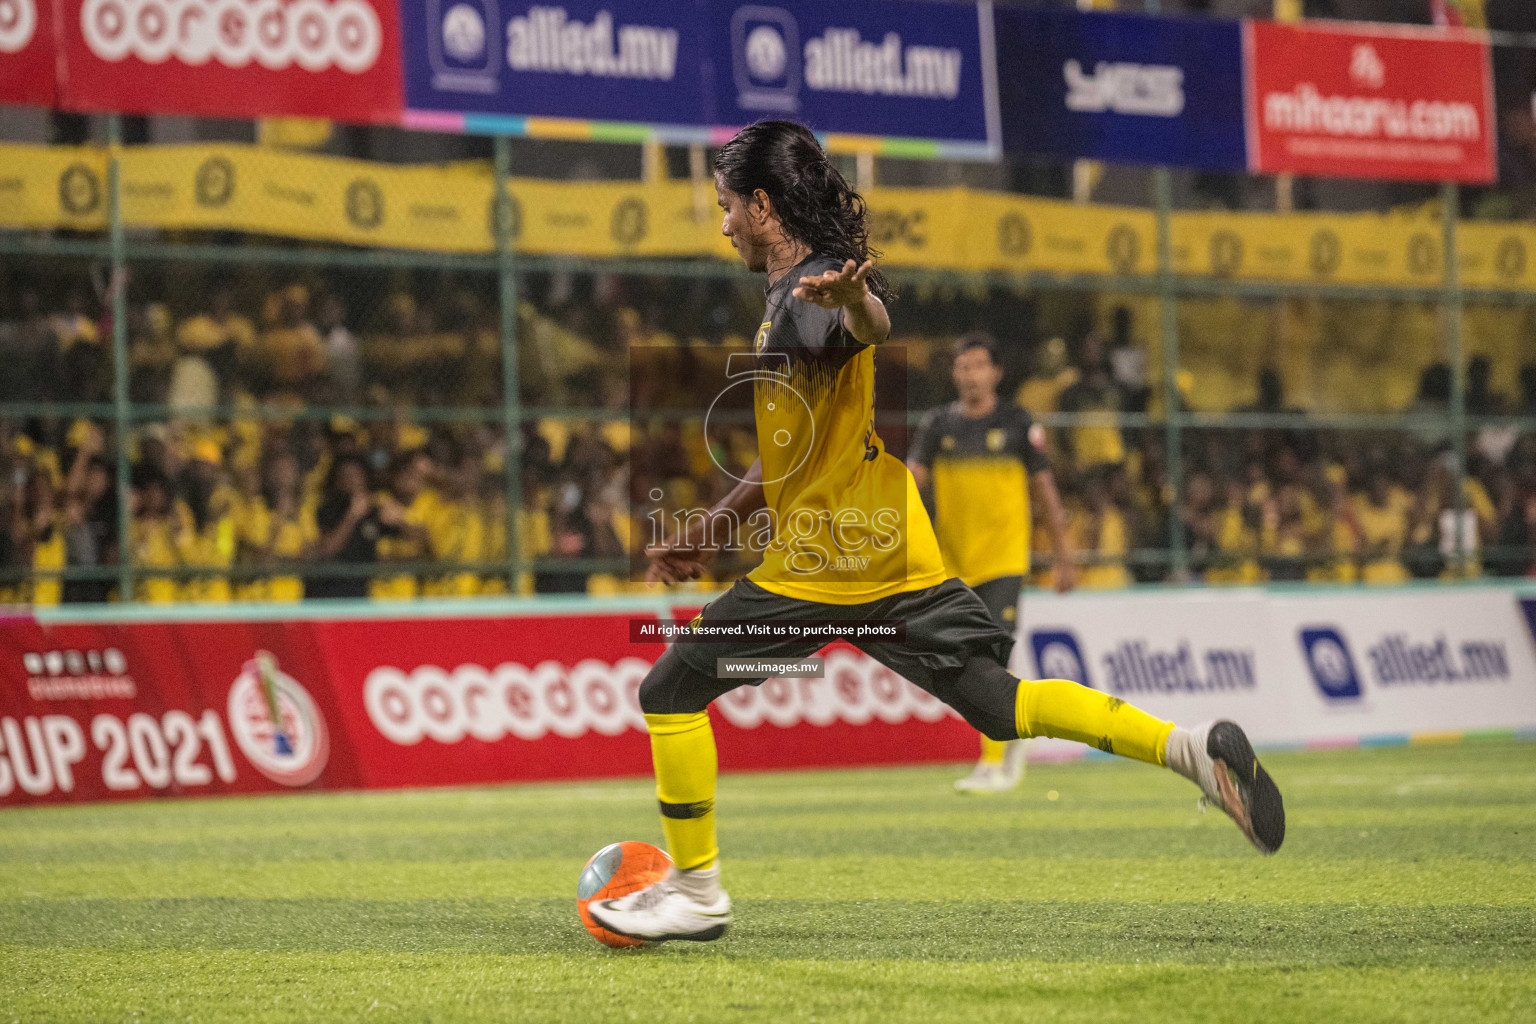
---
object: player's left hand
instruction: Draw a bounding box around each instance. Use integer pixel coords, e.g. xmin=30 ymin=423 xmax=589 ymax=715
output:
xmin=793 ymin=259 xmax=873 ymax=309
xmin=1053 ymin=549 xmax=1078 ymax=593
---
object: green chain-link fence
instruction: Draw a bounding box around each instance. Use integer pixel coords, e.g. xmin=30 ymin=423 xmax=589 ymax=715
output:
xmin=1 ymin=125 xmax=1534 ymax=604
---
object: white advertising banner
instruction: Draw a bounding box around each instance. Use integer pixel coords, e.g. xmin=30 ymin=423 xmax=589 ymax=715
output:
xmin=1014 ymin=586 xmax=1536 ymax=753
xmin=1267 ymin=590 xmax=1536 ymax=742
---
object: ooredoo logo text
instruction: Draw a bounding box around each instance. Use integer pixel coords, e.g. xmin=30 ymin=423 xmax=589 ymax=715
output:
xmin=80 ymin=0 xmax=382 ymax=73
xmin=0 ymin=0 xmax=37 ymax=54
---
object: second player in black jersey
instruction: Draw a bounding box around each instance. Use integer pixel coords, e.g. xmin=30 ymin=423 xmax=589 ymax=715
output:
xmin=910 ymin=334 xmax=1076 ymax=793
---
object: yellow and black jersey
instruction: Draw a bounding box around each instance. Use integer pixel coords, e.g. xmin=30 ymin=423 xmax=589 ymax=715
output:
xmin=910 ymin=403 xmax=1050 ymax=587
xmin=748 ymin=253 xmax=946 ymax=604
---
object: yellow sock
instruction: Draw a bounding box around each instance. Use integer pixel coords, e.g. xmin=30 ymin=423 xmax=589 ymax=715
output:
xmin=978 ymin=735 xmax=1009 ymax=765
xmin=645 ymin=711 xmax=718 ymax=871
xmin=1014 ymin=678 xmax=1173 ymax=766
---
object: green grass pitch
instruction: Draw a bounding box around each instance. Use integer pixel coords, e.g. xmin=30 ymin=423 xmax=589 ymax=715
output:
xmin=2 ymin=740 xmax=1533 ymax=1023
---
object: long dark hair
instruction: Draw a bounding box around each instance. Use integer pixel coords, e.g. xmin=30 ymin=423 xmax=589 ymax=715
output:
xmin=715 ymin=120 xmax=893 ymax=303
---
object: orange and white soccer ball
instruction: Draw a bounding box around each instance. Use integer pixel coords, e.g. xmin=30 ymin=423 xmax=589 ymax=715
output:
xmin=576 ymin=841 xmax=673 ymax=948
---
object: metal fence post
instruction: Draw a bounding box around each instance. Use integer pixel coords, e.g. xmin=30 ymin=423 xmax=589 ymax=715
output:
xmin=493 ymin=136 xmax=525 ymax=592
xmin=1443 ymin=181 xmax=1467 ymax=577
xmin=1145 ymin=0 xmax=1185 ymax=582
xmin=1154 ymin=166 xmax=1185 ymax=581
xmin=107 ymin=114 xmax=133 ymax=603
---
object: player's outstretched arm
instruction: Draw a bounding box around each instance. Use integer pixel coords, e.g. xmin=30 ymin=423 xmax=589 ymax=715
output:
xmin=793 ymin=259 xmax=890 ymax=346
xmin=645 ymin=459 xmax=767 ymax=585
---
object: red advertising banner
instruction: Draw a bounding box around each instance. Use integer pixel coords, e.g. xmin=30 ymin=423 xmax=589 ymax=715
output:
xmin=0 ymin=0 xmax=57 ymax=107
xmin=56 ymin=0 xmax=402 ymax=121
xmin=1245 ymin=21 xmax=1496 ymax=184
xmin=0 ymin=607 xmax=975 ymax=807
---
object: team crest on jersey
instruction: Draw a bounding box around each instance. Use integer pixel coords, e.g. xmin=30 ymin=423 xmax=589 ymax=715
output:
xmin=986 ymin=429 xmax=1007 ymax=452
xmin=1028 ymin=422 xmax=1048 ymax=451
xmin=754 ymin=321 xmax=772 ymax=352
xmin=227 ymin=651 xmax=330 ymax=787
xmin=940 ymin=435 xmax=955 ymax=451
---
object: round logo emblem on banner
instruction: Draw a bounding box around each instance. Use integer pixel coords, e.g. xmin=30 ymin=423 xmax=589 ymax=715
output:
xmin=610 ymin=197 xmax=647 ymax=246
xmin=997 ymin=213 xmax=1032 ymax=257
xmin=1407 ymin=233 xmax=1439 ymax=277
xmin=441 ymin=2 xmax=485 ymax=61
xmin=1209 ymin=231 xmax=1243 ymax=277
xmin=1309 ymin=229 xmax=1342 ymax=277
xmin=1106 ymin=224 xmax=1140 ymax=274
xmin=1037 ymin=640 xmax=1086 ymax=687
xmin=58 ymin=163 xmax=101 ymax=216
xmin=744 ymin=24 xmax=787 ymax=82
xmin=195 ymin=156 xmax=235 ymax=208
xmin=345 ymin=178 xmax=384 ymax=229
xmin=1497 ymin=237 xmax=1527 ymax=282
xmin=487 ymin=191 xmax=523 ymax=243
xmin=227 ymin=652 xmax=330 ymax=787
xmin=0 ymin=0 xmax=38 ymax=54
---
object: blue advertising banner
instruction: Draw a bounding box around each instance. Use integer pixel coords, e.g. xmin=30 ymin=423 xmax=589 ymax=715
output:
xmin=705 ymin=0 xmax=999 ymax=156
xmin=400 ymin=0 xmax=711 ymax=134
xmin=994 ymin=8 xmax=1247 ymax=171
xmin=401 ymin=0 xmax=999 ymax=154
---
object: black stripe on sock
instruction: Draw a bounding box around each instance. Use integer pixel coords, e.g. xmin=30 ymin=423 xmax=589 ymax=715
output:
xmin=658 ymin=799 xmax=714 ymax=820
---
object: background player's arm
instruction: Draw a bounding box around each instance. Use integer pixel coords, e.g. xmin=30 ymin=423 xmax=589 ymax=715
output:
xmin=1031 ymin=469 xmax=1077 ymax=593
xmin=793 ymin=259 xmax=890 ymax=346
xmin=906 ymin=410 xmax=940 ymax=491
xmin=646 ymin=459 xmax=766 ymax=585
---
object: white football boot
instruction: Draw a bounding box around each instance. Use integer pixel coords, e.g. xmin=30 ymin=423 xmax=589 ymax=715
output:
xmin=954 ymin=740 xmax=1027 ymax=794
xmin=587 ymin=871 xmax=732 ymax=943
xmin=1166 ymin=720 xmax=1286 ymax=855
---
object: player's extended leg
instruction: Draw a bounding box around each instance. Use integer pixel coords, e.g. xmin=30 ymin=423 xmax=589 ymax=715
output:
xmin=939 ymin=655 xmax=1285 ymax=853
xmin=952 ymin=575 xmax=1027 ymax=795
xmin=954 ymin=736 xmax=1027 ymax=795
xmin=586 ymin=646 xmax=734 ymax=942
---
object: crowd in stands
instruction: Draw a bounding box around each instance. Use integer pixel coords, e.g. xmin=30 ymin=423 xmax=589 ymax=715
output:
xmin=0 ymin=265 xmax=1533 ymax=604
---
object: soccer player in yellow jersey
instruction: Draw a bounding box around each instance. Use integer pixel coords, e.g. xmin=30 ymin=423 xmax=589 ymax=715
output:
xmin=909 ymin=334 xmax=1077 ymax=795
xmin=587 ymin=122 xmax=1284 ymax=944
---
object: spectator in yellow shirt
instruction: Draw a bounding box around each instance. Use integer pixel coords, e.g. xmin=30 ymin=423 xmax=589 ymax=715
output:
xmin=478 ymin=474 xmax=510 ymax=595
xmin=1056 ymin=334 xmax=1126 ymax=471
xmin=13 ymin=471 xmax=65 ymax=606
xmin=1208 ymin=479 xmax=1263 ymax=585
xmin=176 ymin=281 xmax=256 ymax=378
xmin=370 ymin=450 xmax=435 ymax=600
xmin=1015 ymin=337 xmax=1077 ymax=419
xmin=1307 ymin=469 xmax=1358 ymax=584
xmin=260 ymin=286 xmax=325 ymax=393
xmin=176 ymin=441 xmax=236 ymax=603
xmin=1261 ymin=484 xmax=1310 ymax=582
xmin=231 ymin=461 xmax=268 ymax=601
xmin=1073 ymin=468 xmax=1133 ymax=590
xmin=130 ymin=468 xmax=180 ymax=604
xmin=1352 ymin=469 xmax=1411 ymax=584
xmin=258 ymin=453 xmax=315 ymax=602
xmin=425 ymin=454 xmax=485 ymax=598
xmin=231 ymin=453 xmax=314 ymax=601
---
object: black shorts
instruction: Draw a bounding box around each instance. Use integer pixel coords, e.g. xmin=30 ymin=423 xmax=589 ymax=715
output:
xmin=968 ymin=574 xmax=1023 ymax=633
xmin=670 ymin=576 xmax=1013 ymax=691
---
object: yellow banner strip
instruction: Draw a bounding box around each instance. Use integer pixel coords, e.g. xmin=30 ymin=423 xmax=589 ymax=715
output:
xmin=1 ymin=143 xmax=1532 ymax=291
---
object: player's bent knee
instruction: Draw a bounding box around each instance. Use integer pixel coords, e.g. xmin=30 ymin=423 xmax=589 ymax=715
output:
xmin=638 ymin=647 xmax=723 ymax=716
xmin=970 ymin=715 xmax=1017 ymax=743
xmin=941 ymin=655 xmax=1020 ymax=741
